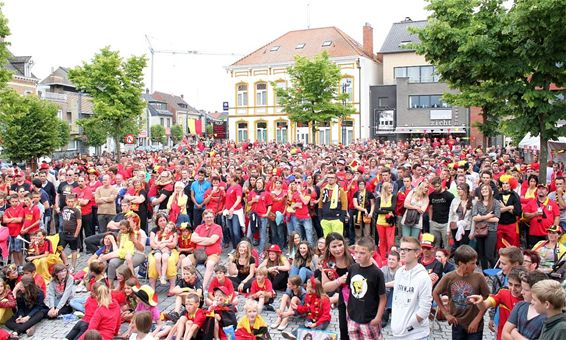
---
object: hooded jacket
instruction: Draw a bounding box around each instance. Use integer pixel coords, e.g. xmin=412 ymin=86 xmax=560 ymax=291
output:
xmin=79 ymin=300 xmax=121 ymax=340
xmin=390 ymin=263 xmax=432 ymax=340
xmin=540 ymin=312 xmax=566 ymax=340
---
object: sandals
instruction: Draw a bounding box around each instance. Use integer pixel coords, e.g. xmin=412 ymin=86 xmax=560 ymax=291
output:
xmin=8 ymin=331 xmax=19 ymax=339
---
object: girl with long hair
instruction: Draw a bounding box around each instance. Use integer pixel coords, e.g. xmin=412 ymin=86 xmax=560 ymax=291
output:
xmin=5 ymin=276 xmax=48 ymax=337
xmin=166 ymin=181 xmax=188 ymax=224
xmin=448 ymin=183 xmax=473 ymax=248
xmin=472 ymin=184 xmax=500 ymax=269
xmin=82 ymin=283 xmax=121 ymax=340
xmin=45 ymin=264 xmax=75 ymax=319
xmin=290 ymin=241 xmax=316 ymax=284
xmin=259 ymin=244 xmax=290 ymax=291
xmin=401 ymin=181 xmax=429 ymax=238
xmin=228 ymin=240 xmax=256 ymax=293
xmin=375 ymin=181 xmax=396 ymax=258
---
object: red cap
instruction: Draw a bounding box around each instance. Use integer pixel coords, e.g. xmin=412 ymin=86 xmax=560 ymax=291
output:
xmin=268 ymin=244 xmax=282 ymax=253
xmin=39 ymin=163 xmax=50 ymax=170
xmin=214 ymin=286 xmax=230 ymax=296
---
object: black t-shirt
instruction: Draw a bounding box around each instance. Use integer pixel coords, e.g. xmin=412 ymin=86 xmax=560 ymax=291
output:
xmin=57 ymin=181 xmax=79 ymax=208
xmin=346 ymin=263 xmax=385 ymax=324
xmin=11 ymin=182 xmax=31 ymax=194
xmin=158 ymin=186 xmax=173 ymax=210
xmin=429 ymin=190 xmax=454 ymax=223
xmin=175 ymin=275 xmax=203 ymax=291
xmin=236 ymin=256 xmax=256 ymax=281
xmin=353 ymin=190 xmax=375 ymax=211
xmin=62 ymin=206 xmax=81 ymax=238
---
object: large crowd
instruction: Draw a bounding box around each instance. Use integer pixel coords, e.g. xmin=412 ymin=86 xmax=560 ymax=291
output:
xmin=0 ymin=137 xmax=564 ymax=340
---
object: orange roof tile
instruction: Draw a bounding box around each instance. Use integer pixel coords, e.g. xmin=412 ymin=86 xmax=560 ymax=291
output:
xmin=230 ymin=26 xmax=376 ymax=67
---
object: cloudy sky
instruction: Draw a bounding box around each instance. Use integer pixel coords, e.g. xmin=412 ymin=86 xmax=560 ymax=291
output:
xmin=2 ymin=0 xmax=428 ymax=112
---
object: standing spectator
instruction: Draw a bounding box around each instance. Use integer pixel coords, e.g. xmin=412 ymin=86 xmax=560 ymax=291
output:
xmin=318 ymin=171 xmax=347 ymax=237
xmin=380 ymin=250 xmax=400 ymax=328
xmin=73 ymin=176 xmax=95 ymax=251
xmin=548 ymin=176 xmax=566 ymax=229
xmin=448 ymin=183 xmax=473 ymax=249
xmin=202 ymin=176 xmax=225 ymax=229
xmin=531 ymin=280 xmax=566 ymax=339
xmin=353 ymin=180 xmax=375 ymax=243
xmin=472 ymin=184 xmax=500 ymax=270
xmin=401 ymin=182 xmax=429 ymax=238
xmin=292 ymin=176 xmax=314 ymax=243
xmin=247 ymin=177 xmax=272 ymax=252
xmin=94 ymin=175 xmax=118 ymax=234
xmin=3 ymin=195 xmax=24 ymax=266
xmin=190 ymin=169 xmax=211 ymax=228
xmin=224 ymin=173 xmax=243 ymax=250
xmin=495 ymin=175 xmax=522 ymax=249
xmin=523 ymin=184 xmax=560 ymax=248
xmin=268 ymin=177 xmax=287 ymax=249
xmin=346 ymin=237 xmax=386 ymax=339
xmin=375 ymin=182 xmax=396 ymax=258
xmin=429 ymin=176 xmax=455 ymax=249
xmin=59 ymin=194 xmax=82 ymax=272
xmin=433 ymin=245 xmax=490 ymax=340
xmin=390 ymin=237 xmax=432 ymax=339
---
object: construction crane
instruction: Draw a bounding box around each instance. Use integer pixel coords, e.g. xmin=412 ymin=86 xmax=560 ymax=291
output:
xmin=145 ymin=34 xmax=242 ymax=93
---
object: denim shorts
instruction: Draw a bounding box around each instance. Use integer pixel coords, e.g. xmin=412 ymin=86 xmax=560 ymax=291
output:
xmin=8 ymin=236 xmax=23 ymax=252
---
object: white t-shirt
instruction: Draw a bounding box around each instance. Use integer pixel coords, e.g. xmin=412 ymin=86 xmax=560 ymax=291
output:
xmin=129 ymin=333 xmax=155 ymax=340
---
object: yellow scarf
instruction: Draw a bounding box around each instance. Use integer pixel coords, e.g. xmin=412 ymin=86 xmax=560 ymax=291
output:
xmin=236 ymin=315 xmax=268 ymax=334
xmin=324 ymin=183 xmax=340 ymax=209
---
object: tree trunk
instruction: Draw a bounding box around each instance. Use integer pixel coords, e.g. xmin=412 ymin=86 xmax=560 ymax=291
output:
xmin=311 ymin=123 xmax=316 ymax=144
xmin=114 ymin=134 xmax=121 ymax=162
xmin=539 ymin=131 xmax=548 ymax=185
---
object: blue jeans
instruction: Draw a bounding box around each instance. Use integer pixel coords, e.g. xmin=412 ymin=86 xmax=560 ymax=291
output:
xmin=290 ymin=265 xmax=313 ymax=284
xmin=257 ymin=217 xmax=269 ymax=253
xmin=452 ymin=324 xmax=482 ymax=340
xmin=69 ymin=296 xmax=87 ymax=313
xmin=270 ymin=220 xmax=286 ymax=249
xmin=296 ymin=217 xmax=314 ymax=244
xmin=287 ymin=216 xmax=297 ymax=236
xmin=226 ymin=215 xmax=241 ymax=249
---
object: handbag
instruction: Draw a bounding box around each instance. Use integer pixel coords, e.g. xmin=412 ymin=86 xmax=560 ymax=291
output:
xmin=267 ymin=211 xmax=276 ymax=222
xmin=474 ymin=221 xmax=488 ymax=238
xmin=404 ymin=209 xmax=420 ymax=227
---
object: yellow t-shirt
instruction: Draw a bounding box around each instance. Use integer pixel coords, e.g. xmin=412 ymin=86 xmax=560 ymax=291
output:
xmin=377 ymin=196 xmax=393 ymax=225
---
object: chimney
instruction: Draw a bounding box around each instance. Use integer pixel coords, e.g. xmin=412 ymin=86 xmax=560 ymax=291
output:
xmin=145 ymin=88 xmax=149 ymax=94
xmin=180 ymin=94 xmax=184 ymax=99
xmin=363 ymin=23 xmax=374 ymax=57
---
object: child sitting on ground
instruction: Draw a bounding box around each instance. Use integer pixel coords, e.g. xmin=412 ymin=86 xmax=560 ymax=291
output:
xmin=236 ymin=299 xmax=270 ymax=339
xmin=65 ymin=281 xmax=103 ymax=340
xmin=121 ymin=285 xmax=163 ymax=339
xmin=167 ymin=293 xmax=206 ymax=340
xmin=272 ymin=275 xmax=305 ymax=331
xmin=207 ymin=286 xmax=237 ymax=340
xmin=177 ymin=223 xmax=195 ymax=269
xmin=128 ymin=311 xmax=155 ymax=340
xmin=248 ymin=266 xmax=275 ymax=313
xmin=166 ymin=266 xmax=203 ymax=322
xmin=207 ymin=264 xmax=235 ymax=306
xmin=120 ymin=278 xmax=140 ymax=324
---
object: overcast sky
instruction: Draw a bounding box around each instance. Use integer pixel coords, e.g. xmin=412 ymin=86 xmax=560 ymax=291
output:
xmin=2 ymin=0 xmax=428 ymax=112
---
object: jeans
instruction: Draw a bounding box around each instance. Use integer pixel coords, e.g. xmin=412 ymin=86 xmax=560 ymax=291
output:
xmin=290 ymin=265 xmax=313 ymax=284
xmin=226 ymin=214 xmax=241 ymax=249
xmin=287 ymin=216 xmax=297 ymax=236
xmin=257 ymin=217 xmax=269 ymax=253
xmin=193 ymin=206 xmax=204 ymax=227
xmin=452 ymin=324 xmax=483 ymax=340
xmin=402 ymin=225 xmax=421 ymax=238
xmin=6 ymin=311 xmax=45 ymax=334
xmin=69 ymin=296 xmax=87 ymax=313
xmin=296 ymin=217 xmax=314 ymax=244
xmin=97 ymin=214 xmax=115 ymax=233
xmin=66 ymin=320 xmax=89 ymax=340
xmin=270 ymin=220 xmax=286 ymax=249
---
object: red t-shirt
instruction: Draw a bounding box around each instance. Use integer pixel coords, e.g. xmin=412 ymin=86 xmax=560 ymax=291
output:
xmin=269 ymin=190 xmax=287 ymax=214
xmin=524 ymin=198 xmax=560 ymax=236
xmin=486 ymin=288 xmax=522 ymax=340
xmin=194 ymin=223 xmax=222 ymax=256
xmin=72 ymin=186 xmax=94 ymax=216
xmin=203 ymin=187 xmax=225 ymax=214
xmin=343 ymin=182 xmax=358 ymax=210
xmin=31 ymin=239 xmax=53 ymax=255
xmin=4 ymin=205 xmax=23 ymax=237
xmin=225 ymin=184 xmax=243 ymax=211
xmin=249 ymin=278 xmax=274 ymax=298
xmin=208 ymin=276 xmax=235 ymax=297
xmin=248 ymin=191 xmax=272 ymax=216
xmin=292 ymin=190 xmax=311 ymax=219
xmin=22 ymin=204 xmax=40 ymax=234
xmin=185 ymin=308 xmax=207 ymax=329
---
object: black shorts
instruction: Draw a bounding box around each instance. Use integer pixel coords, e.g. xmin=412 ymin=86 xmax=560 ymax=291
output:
xmin=59 ymin=235 xmax=79 ymax=251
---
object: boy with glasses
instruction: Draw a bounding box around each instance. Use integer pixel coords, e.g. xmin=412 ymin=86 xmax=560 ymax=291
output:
xmin=390 ymin=236 xmax=432 ymax=339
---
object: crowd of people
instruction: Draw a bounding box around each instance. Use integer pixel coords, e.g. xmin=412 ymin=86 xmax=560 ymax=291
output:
xmin=0 ymin=137 xmax=564 ymax=339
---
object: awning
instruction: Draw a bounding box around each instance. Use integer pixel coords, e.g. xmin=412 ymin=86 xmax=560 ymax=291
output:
xmin=394 ymin=126 xmax=467 ymax=134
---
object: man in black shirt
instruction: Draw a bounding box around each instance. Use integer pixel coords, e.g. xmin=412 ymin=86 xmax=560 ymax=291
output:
xmin=55 ymin=170 xmax=79 ymax=233
xmin=429 ymin=176 xmax=454 ymax=249
xmin=346 ymin=237 xmax=386 ymax=339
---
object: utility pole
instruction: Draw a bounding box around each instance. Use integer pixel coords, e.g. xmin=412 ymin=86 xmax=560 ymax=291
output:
xmin=144 ymin=34 xmax=155 ymax=93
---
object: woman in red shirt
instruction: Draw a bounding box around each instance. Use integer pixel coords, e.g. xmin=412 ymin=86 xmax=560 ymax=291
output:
xmin=268 ymin=178 xmax=287 ymax=249
xmin=79 ymin=283 xmax=121 ymax=340
xmin=247 ymin=178 xmax=272 ymax=253
xmin=224 ymin=174 xmax=243 ymax=250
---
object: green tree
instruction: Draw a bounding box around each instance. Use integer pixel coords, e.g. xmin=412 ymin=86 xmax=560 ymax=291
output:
xmin=68 ymin=47 xmax=146 ymax=160
xmin=78 ymin=117 xmax=107 ymax=147
xmin=0 ymin=3 xmax=11 ymax=90
xmin=274 ymin=51 xmax=355 ymax=144
xmin=0 ymin=91 xmax=69 ymax=164
xmin=170 ymin=124 xmax=183 ymax=144
xmin=150 ymin=124 xmax=166 ymax=145
xmin=414 ymin=0 xmax=566 ymax=182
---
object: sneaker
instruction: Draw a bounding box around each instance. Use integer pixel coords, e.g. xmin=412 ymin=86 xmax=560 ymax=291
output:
xmin=281 ymin=331 xmax=296 ymax=340
xmin=73 ymin=311 xmax=85 ymax=319
xmin=166 ymin=311 xmax=181 ymax=323
xmin=160 ymin=276 xmax=167 ymax=285
xmin=263 ymin=304 xmax=275 ymax=312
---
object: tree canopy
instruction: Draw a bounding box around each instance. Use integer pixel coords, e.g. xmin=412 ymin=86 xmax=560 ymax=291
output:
xmin=0 ymin=3 xmax=11 ymax=90
xmin=170 ymin=124 xmax=183 ymax=144
xmin=274 ymin=51 xmax=355 ymax=144
xmin=68 ymin=47 xmax=147 ymax=160
xmin=150 ymin=124 xmax=166 ymax=145
xmin=414 ymin=0 xmax=566 ymax=182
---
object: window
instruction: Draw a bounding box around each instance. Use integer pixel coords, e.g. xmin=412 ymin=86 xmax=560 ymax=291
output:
xmin=58 ymin=109 xmax=63 ymax=120
xmin=378 ymin=110 xmax=394 ymax=129
xmin=270 ymin=46 xmax=280 ymax=52
xmin=296 ymin=122 xmax=309 ymax=144
xmin=295 ymin=43 xmax=306 ymax=49
xmin=256 ymin=83 xmax=267 ymax=106
xmin=394 ymin=66 xmax=440 ymax=83
xmin=160 ymin=118 xmax=164 ymax=125
xmin=322 ymin=40 xmax=332 ymax=47
xmin=66 ymin=140 xmax=77 ymax=150
xmin=378 ymin=97 xmax=389 ymax=107
xmin=319 ymin=122 xmax=330 ymax=145
xmin=340 ymin=78 xmax=353 ymax=102
xmin=237 ymin=84 xmax=248 ymax=106
xmin=237 ymin=122 xmax=248 ymax=142
xmin=256 ymin=122 xmax=267 ymax=142
xmin=409 ymin=95 xmax=451 ymax=109
xmin=341 ymin=120 xmax=353 ymax=145
xmin=276 ymin=121 xmax=288 ymax=143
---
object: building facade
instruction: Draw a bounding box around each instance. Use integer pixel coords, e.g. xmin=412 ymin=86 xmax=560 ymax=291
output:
xmin=371 ymin=18 xmax=470 ymax=141
xmin=226 ymin=24 xmax=380 ymax=145
xmin=152 ymin=91 xmax=202 ymax=136
xmin=5 ymin=51 xmax=39 ymax=95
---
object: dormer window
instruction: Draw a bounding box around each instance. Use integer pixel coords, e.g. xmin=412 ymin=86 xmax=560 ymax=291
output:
xmin=295 ymin=43 xmax=306 ymax=49
xmin=322 ymin=41 xmax=332 ymax=47
xmin=399 ymin=40 xmax=412 ymax=48
xmin=270 ymin=46 xmax=280 ymax=52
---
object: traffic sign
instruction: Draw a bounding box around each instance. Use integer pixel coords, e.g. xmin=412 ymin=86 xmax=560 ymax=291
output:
xmin=124 ymin=134 xmax=135 ymax=144
xmin=223 ymin=102 xmax=229 ymax=111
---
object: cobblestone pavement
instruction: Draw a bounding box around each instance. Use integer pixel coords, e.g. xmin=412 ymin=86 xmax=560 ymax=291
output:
xmin=10 ymin=250 xmax=495 ymax=340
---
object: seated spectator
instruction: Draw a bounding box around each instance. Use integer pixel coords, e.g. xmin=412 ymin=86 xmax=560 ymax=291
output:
xmin=128 ymin=311 xmax=154 ymax=340
xmin=289 ymin=241 xmax=316 ymax=284
xmin=248 ymin=266 xmax=275 ymax=313
xmin=118 ymin=278 xmax=139 ymax=324
xmin=66 ymin=282 xmax=102 ymax=340
xmin=236 ymin=299 xmax=270 ymax=339
xmin=45 ymin=264 xmax=75 ymax=319
xmin=259 ymin=244 xmax=290 ymax=291
xmin=272 ymin=275 xmax=305 ymax=331
xmin=177 ymin=223 xmax=195 ymax=270
xmin=166 ymin=266 xmax=203 ymax=323
xmin=70 ymin=260 xmax=108 ymax=312
xmin=26 ymin=229 xmax=62 ymax=282
xmin=168 ymin=293 xmax=206 ymax=340
xmin=0 ymin=278 xmax=15 ymax=324
xmin=20 ymin=262 xmax=46 ymax=295
xmin=79 ymin=283 xmax=121 ymax=340
xmin=5 ymin=276 xmax=48 ymax=337
xmin=121 ymin=285 xmax=164 ymax=339
xmin=205 ymin=286 xmax=237 ymax=340
xmin=522 ymin=249 xmax=541 ymax=272
xmin=207 ymin=264 xmax=235 ymax=306
xmin=148 ymin=214 xmax=179 ymax=293
xmin=532 ymin=225 xmax=566 ymax=273
xmin=228 ymin=240 xmax=256 ymax=294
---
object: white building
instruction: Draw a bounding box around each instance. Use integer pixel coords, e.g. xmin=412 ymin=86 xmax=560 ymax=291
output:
xmin=225 ymin=24 xmax=380 ymax=145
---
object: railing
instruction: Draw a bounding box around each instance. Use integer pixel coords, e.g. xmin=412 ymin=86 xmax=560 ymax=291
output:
xmin=42 ymin=92 xmax=67 ymax=102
